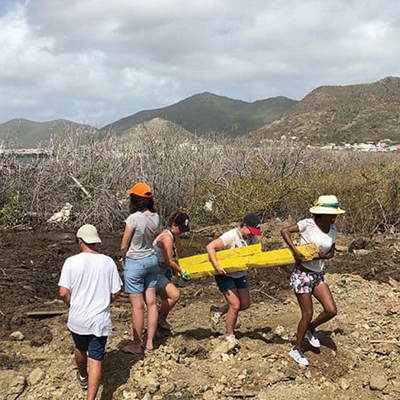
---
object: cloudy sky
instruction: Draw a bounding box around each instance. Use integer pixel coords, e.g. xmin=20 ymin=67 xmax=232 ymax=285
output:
xmin=1 ymin=0 xmax=399 ymax=126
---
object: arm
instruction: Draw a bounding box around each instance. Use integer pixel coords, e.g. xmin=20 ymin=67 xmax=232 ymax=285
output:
xmin=160 ymin=234 xmax=183 ymax=275
xmin=59 ymin=286 xmax=71 ymax=307
xmin=111 ymin=290 xmax=121 ymax=303
xmin=119 ymin=224 xmax=132 ymax=264
xmin=280 ymin=224 xmax=306 ymax=263
xmin=320 ymin=244 xmax=335 ymax=259
xmin=206 ymin=238 xmax=226 ymax=275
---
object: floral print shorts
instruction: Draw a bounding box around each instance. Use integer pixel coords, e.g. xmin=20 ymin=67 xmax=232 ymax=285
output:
xmin=290 ymin=266 xmax=326 ymax=294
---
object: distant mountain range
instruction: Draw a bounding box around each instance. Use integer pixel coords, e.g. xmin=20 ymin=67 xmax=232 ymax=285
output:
xmin=102 ymin=92 xmax=296 ymax=137
xmin=252 ymin=77 xmax=400 ymax=144
xmin=0 ymin=119 xmax=97 ymax=148
xmin=2 ymin=78 xmax=400 ymax=148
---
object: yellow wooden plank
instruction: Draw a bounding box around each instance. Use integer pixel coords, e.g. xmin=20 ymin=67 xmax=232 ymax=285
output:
xmin=178 ymin=243 xmax=319 ymax=279
xmin=178 ymin=243 xmax=262 ymax=269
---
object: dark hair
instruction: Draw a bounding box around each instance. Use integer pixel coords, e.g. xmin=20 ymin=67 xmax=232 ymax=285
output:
xmin=129 ymin=194 xmax=156 ymax=214
xmin=168 ymin=212 xmax=180 ymax=226
xmin=313 ymin=214 xmax=323 ymax=220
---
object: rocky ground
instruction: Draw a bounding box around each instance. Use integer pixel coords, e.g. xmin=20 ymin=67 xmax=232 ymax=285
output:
xmin=1 ymin=222 xmax=400 ymax=400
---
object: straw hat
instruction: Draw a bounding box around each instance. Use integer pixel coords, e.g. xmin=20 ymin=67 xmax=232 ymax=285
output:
xmin=309 ymin=195 xmax=346 ymax=215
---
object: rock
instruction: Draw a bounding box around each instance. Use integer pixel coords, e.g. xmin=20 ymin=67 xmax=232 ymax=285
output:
xmin=160 ymin=382 xmax=175 ymax=394
xmin=349 ymin=238 xmax=368 ymax=252
xmin=203 ymin=390 xmax=216 ymax=400
xmin=153 ymin=396 xmax=163 ymax=400
xmin=370 ymin=375 xmax=387 ymax=391
xmin=339 ymin=377 xmax=350 ymax=390
xmin=142 ymin=393 xmax=152 ymax=400
xmin=0 ymin=370 xmax=26 ymax=400
xmin=137 ymin=374 xmax=160 ymax=394
xmin=274 ymin=326 xmax=285 ymax=336
xmin=210 ymin=339 xmax=238 ymax=360
xmin=9 ymin=331 xmax=24 ymax=341
xmin=28 ymin=368 xmax=45 ymax=386
xmin=123 ymin=390 xmax=138 ymax=399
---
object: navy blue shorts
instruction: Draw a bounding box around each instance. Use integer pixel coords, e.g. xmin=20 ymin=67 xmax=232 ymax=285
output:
xmin=215 ymin=274 xmax=249 ymax=293
xmin=71 ymin=332 xmax=107 ymax=361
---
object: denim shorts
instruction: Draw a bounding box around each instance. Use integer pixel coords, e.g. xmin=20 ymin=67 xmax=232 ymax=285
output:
xmin=290 ymin=266 xmax=326 ymax=294
xmin=156 ymin=262 xmax=173 ymax=291
xmin=124 ymin=254 xmax=159 ymax=294
xmin=215 ymin=274 xmax=249 ymax=293
xmin=71 ymin=332 xmax=107 ymax=361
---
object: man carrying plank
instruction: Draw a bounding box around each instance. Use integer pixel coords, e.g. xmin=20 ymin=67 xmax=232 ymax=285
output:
xmin=206 ymin=213 xmax=262 ymax=348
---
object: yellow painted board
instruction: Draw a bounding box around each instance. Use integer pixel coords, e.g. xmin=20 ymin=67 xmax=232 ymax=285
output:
xmin=178 ymin=243 xmax=319 ymax=279
xmin=179 ymin=243 xmax=262 ymax=268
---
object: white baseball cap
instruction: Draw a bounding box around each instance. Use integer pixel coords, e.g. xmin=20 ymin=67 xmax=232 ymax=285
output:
xmin=76 ymin=224 xmax=102 ymax=244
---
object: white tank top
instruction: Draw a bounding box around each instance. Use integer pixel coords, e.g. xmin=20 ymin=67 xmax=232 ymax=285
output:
xmin=153 ymin=229 xmax=174 ymax=263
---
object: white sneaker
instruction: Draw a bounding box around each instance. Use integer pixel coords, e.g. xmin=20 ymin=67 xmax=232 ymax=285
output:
xmin=210 ymin=305 xmax=221 ymax=333
xmin=305 ymin=330 xmax=320 ymax=348
xmin=289 ymin=347 xmax=309 ymax=366
xmin=225 ymin=335 xmax=240 ymax=350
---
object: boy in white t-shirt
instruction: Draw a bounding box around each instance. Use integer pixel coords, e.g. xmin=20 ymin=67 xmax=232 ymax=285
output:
xmin=206 ymin=213 xmax=262 ymax=347
xmin=281 ymin=195 xmax=345 ymax=366
xmin=59 ymin=225 xmax=122 ymax=400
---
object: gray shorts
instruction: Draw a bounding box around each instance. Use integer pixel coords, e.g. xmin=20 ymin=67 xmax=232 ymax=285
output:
xmin=156 ymin=262 xmax=173 ymax=291
xmin=290 ymin=266 xmax=325 ymax=294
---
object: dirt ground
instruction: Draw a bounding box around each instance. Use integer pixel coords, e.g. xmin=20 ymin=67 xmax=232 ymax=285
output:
xmin=1 ymin=221 xmax=400 ymax=400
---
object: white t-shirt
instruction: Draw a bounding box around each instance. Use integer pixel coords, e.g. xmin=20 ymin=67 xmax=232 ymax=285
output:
xmin=297 ymin=218 xmax=337 ymax=273
xmin=58 ymin=252 xmax=122 ymax=337
xmin=219 ymin=228 xmax=257 ymax=278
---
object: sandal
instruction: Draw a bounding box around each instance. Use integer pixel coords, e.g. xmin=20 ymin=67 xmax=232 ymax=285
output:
xmin=121 ymin=344 xmax=143 ymax=356
xmin=76 ymin=371 xmax=88 ymax=390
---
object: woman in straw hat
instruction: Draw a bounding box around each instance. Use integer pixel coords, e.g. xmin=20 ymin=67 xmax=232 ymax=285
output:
xmin=120 ymin=182 xmax=160 ymax=355
xmin=280 ymin=195 xmax=345 ymax=366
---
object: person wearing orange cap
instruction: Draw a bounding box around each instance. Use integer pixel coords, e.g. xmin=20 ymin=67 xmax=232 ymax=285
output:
xmin=120 ymin=182 xmax=160 ymax=355
xmin=281 ymin=195 xmax=345 ymax=366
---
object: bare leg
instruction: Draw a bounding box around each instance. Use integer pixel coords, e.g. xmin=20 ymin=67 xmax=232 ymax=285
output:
xmin=218 ymin=288 xmax=250 ymax=317
xmin=309 ymin=283 xmax=337 ymax=331
xmin=295 ymin=293 xmax=313 ymax=349
xmin=159 ymin=283 xmax=180 ymax=319
xmin=223 ymin=289 xmax=241 ymax=336
xmin=74 ymin=348 xmax=88 ymax=378
xmin=144 ymin=287 xmax=158 ymax=350
xmin=237 ymin=288 xmax=251 ymax=311
xmin=87 ymin=358 xmax=102 ymax=400
xmin=128 ymin=293 xmax=144 ymax=354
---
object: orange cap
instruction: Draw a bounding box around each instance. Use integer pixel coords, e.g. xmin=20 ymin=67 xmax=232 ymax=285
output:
xmin=126 ymin=182 xmax=154 ymax=197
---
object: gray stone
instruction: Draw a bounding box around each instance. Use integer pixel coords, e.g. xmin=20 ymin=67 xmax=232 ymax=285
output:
xmin=9 ymin=332 xmax=24 ymax=341
xmin=28 ymin=368 xmax=45 ymax=386
xmin=0 ymin=370 xmax=26 ymax=400
xmin=370 ymin=375 xmax=387 ymax=391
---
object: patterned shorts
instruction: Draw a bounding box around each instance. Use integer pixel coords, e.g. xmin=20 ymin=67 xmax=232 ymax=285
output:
xmin=290 ymin=266 xmax=326 ymax=294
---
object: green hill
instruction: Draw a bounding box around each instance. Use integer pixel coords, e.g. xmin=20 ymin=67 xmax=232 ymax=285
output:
xmin=251 ymin=77 xmax=400 ymax=144
xmin=0 ymin=119 xmax=97 ymax=148
xmin=102 ymin=93 xmax=297 ymax=136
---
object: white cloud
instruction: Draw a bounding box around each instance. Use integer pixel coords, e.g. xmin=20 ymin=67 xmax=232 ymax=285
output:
xmin=0 ymin=0 xmax=399 ymax=126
